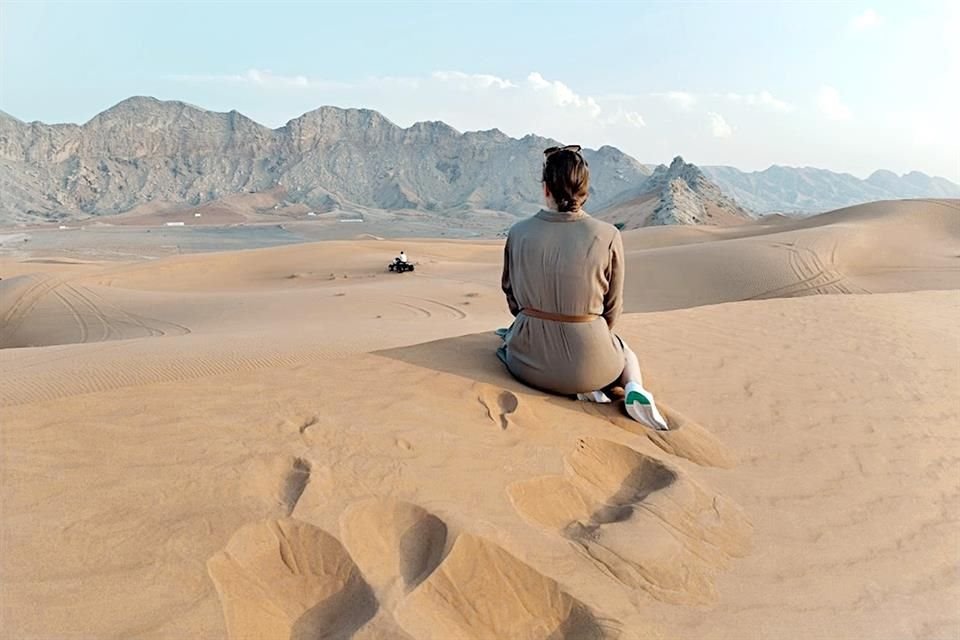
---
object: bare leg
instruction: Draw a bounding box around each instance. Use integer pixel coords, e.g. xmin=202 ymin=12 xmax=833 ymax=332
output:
xmin=618 ymin=342 xmax=643 ymax=387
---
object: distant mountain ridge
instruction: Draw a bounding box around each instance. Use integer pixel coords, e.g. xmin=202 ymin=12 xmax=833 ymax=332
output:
xmin=0 ymin=96 xmax=651 ymax=224
xmin=1 ymin=96 xmax=956 ymax=225
xmin=597 ymin=157 xmax=753 ymax=229
xmin=701 ymin=165 xmax=960 ymax=213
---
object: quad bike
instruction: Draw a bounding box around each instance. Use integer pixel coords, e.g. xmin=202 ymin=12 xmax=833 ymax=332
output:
xmin=388 ymin=259 xmax=415 ymax=273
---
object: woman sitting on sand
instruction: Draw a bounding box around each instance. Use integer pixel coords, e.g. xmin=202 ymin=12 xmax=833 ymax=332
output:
xmin=498 ymin=145 xmax=669 ymax=430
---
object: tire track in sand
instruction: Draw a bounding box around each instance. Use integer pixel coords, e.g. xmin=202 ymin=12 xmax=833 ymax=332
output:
xmin=50 ymin=287 xmax=91 ymax=344
xmin=78 ymin=284 xmax=192 ymax=339
xmin=0 ymin=339 xmax=362 ymax=407
xmin=0 ymin=275 xmax=63 ymax=344
xmin=394 ymin=296 xmax=468 ymax=320
xmin=747 ymin=241 xmax=856 ymax=300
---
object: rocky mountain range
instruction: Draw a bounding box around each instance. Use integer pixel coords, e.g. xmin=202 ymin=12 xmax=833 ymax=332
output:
xmin=701 ymin=165 xmax=960 ymax=213
xmin=597 ymin=157 xmax=753 ymax=229
xmin=0 ymin=97 xmax=652 ymax=225
xmin=1 ymin=96 xmax=956 ymax=227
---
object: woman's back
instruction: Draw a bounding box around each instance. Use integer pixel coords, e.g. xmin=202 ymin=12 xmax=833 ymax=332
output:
xmin=504 ymin=209 xmax=622 ymax=320
xmin=498 ymin=143 xmax=669 ymax=430
xmin=501 ymin=208 xmax=626 ymax=394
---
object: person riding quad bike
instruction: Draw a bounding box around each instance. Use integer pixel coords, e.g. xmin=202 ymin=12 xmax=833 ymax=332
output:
xmin=388 ymin=250 xmax=415 ymax=273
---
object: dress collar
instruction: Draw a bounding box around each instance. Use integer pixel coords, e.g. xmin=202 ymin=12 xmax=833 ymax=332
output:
xmin=535 ymin=208 xmax=588 ymax=222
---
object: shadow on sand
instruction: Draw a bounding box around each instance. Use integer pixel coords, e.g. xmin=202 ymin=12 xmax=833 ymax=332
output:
xmin=376 ymin=331 xmax=738 ymax=469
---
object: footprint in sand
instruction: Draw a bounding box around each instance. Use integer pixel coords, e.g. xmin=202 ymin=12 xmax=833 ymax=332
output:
xmin=210 ymin=499 xmax=613 ymax=639
xmin=207 ymin=519 xmax=378 ymax=640
xmin=508 ymin=438 xmax=752 ymax=605
xmin=339 ymin=498 xmax=447 ymax=597
xmin=298 ymin=415 xmax=319 ymax=435
xmin=475 ymin=383 xmax=520 ymax=430
xmin=395 ymin=532 xmax=610 ymax=640
xmin=246 ymin=455 xmax=312 ymax=516
xmin=281 ymin=458 xmax=312 ymax=515
xmin=580 ymin=399 xmax=737 ymax=469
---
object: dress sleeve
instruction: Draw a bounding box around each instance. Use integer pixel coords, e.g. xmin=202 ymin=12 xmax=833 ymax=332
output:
xmin=602 ymin=230 xmax=625 ymax=329
xmin=501 ymin=234 xmax=520 ymax=317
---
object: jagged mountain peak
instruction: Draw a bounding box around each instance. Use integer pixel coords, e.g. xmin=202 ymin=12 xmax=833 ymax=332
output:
xmin=405 ymin=120 xmax=461 ymax=142
xmin=868 ymin=169 xmax=898 ymax=180
xmin=285 ymin=105 xmax=399 ymax=128
xmin=644 ymin=155 xmax=709 ymax=192
xmin=462 ymin=128 xmax=511 ymax=143
xmin=597 ymin=157 xmax=753 ymax=230
xmin=409 ymin=120 xmax=459 ymax=133
xmin=91 ymin=96 xmax=206 ymax=121
xmin=593 ymin=145 xmax=630 ymax=158
xmin=0 ymin=97 xmax=652 ymax=224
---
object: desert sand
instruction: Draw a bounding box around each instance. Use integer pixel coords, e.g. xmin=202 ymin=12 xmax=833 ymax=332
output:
xmin=1 ymin=198 xmax=958 ymax=639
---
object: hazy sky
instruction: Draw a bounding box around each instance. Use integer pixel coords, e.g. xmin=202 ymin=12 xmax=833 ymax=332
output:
xmin=1 ymin=0 xmax=957 ymax=180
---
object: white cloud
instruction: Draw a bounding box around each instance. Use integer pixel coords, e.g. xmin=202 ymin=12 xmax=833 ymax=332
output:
xmin=172 ymin=68 xmax=347 ymax=90
xmin=526 ymin=72 xmax=602 ymax=118
xmin=427 ymin=70 xmax=612 ymax=124
xmin=725 ymin=90 xmax=795 ymax=112
xmin=623 ymin=111 xmax=647 ymax=128
xmin=708 ymin=112 xmax=732 ymax=138
xmin=432 ymin=71 xmax=515 ymax=90
xmin=817 ymin=86 xmax=852 ymax=120
xmin=172 ymin=68 xmax=638 ymax=136
xmin=244 ymin=69 xmax=307 ymax=87
xmin=657 ymin=91 xmax=697 ymax=110
xmin=605 ymin=107 xmax=647 ymax=128
xmin=595 ymin=92 xmax=644 ymax=101
xmin=376 ymin=70 xmax=647 ymax=145
xmin=850 ymin=9 xmax=881 ymax=32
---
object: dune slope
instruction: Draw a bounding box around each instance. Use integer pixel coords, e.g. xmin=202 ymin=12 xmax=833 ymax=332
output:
xmin=1 ymin=198 xmax=958 ymax=639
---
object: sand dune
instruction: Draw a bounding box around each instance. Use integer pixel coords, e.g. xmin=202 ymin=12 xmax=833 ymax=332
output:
xmin=618 ymin=198 xmax=959 ymax=310
xmin=99 ymin=189 xmax=310 ymax=227
xmin=1 ymin=199 xmax=958 ymax=639
xmin=2 ymin=199 xmax=955 ymax=352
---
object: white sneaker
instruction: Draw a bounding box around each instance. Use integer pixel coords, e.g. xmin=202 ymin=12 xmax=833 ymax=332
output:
xmin=624 ymin=381 xmax=669 ymax=430
xmin=577 ymin=390 xmax=612 ymax=403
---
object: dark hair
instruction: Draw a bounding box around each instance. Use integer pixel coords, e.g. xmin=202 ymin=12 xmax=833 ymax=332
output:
xmin=542 ymin=148 xmax=590 ymax=212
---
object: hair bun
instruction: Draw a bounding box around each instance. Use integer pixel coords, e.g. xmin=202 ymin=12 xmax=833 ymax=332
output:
xmin=542 ymin=149 xmax=590 ymax=212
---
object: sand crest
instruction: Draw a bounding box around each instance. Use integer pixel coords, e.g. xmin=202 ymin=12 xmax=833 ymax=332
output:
xmin=1 ymin=199 xmax=958 ymax=638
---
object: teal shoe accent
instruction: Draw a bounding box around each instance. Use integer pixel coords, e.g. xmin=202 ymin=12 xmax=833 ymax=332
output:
xmin=625 ymin=390 xmax=651 ymax=406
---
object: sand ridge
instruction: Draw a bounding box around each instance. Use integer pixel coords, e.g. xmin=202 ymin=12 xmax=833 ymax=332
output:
xmin=1 ymin=199 xmax=958 ymax=638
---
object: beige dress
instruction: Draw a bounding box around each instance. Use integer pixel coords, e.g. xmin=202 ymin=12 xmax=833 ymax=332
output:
xmin=499 ymin=208 xmax=626 ymax=395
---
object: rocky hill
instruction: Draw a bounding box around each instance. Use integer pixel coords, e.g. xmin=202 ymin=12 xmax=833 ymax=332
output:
xmin=7 ymin=96 xmax=949 ymax=225
xmin=0 ymin=97 xmax=651 ymax=224
xmin=596 ymin=156 xmax=753 ymax=229
xmin=702 ymin=165 xmax=960 ymax=213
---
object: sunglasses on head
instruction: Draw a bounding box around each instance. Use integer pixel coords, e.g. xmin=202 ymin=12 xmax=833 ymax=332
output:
xmin=542 ymin=145 xmax=587 ymax=170
xmin=543 ymin=144 xmax=583 ymax=157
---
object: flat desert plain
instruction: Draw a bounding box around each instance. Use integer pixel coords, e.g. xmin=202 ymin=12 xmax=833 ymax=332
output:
xmin=1 ymin=199 xmax=958 ymax=639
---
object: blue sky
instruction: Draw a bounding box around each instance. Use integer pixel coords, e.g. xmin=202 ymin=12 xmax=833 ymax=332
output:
xmin=1 ymin=0 xmax=957 ymax=180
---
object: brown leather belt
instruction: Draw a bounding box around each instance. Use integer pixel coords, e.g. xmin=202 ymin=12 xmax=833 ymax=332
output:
xmin=521 ymin=307 xmax=599 ymax=323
